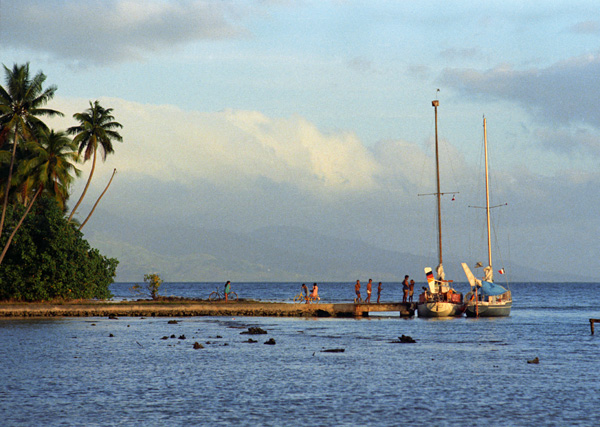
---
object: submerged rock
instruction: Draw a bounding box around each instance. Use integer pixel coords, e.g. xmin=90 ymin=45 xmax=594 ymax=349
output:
xmin=241 ymin=327 xmax=268 ymax=335
xmin=527 ymin=357 xmax=540 ymax=364
xmin=399 ymin=335 xmax=416 ymax=343
xmin=168 ymin=320 xmax=178 ymax=324
xmin=264 ymin=338 xmax=276 ymax=345
xmin=178 ymin=335 xmax=186 ymax=340
xmin=244 ymin=338 xmax=258 ymax=343
xmin=193 ymin=342 xmax=204 ymax=349
xmin=321 ymin=348 xmax=345 ymax=353
xmin=390 ymin=335 xmax=416 ymax=344
xmin=108 ymin=314 xmax=118 ymax=320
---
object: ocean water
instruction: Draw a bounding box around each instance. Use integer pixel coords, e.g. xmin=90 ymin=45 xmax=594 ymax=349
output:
xmin=0 ymin=282 xmax=599 ymax=426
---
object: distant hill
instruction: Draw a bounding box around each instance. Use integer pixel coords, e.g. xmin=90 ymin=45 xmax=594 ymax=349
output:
xmin=84 ymin=218 xmax=591 ymax=283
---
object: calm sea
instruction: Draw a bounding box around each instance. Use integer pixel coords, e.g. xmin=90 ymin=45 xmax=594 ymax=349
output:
xmin=0 ymin=281 xmax=598 ymax=427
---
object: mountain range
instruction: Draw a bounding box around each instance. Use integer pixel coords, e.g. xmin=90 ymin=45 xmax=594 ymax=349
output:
xmin=84 ymin=217 xmax=590 ymax=283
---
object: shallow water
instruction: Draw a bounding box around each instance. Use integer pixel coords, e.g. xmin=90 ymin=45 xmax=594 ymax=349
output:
xmin=1 ymin=282 xmax=599 ymax=426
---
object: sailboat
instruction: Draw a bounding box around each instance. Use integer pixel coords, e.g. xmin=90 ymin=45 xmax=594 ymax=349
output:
xmin=417 ymin=100 xmax=465 ymax=318
xmin=461 ymin=117 xmax=512 ymax=317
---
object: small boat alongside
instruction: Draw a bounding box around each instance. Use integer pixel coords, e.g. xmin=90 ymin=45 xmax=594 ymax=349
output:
xmin=462 ymin=263 xmax=512 ymax=317
xmin=461 ymin=117 xmax=512 ymax=317
xmin=418 ymin=266 xmax=465 ymax=317
xmin=417 ymin=99 xmax=465 ymax=318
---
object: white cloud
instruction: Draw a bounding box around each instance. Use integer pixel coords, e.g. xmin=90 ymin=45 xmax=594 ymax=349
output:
xmin=49 ymin=98 xmax=381 ymax=198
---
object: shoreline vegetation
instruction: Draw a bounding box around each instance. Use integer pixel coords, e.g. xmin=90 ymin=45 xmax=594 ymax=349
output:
xmin=0 ymin=63 xmax=120 ymax=301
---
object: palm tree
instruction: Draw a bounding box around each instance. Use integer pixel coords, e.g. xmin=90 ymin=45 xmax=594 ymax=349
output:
xmin=0 ymin=63 xmax=62 ymax=236
xmin=20 ymin=129 xmax=80 ymax=209
xmin=67 ymin=100 xmax=122 ymax=222
xmin=78 ymin=168 xmax=116 ymax=230
xmin=0 ymin=128 xmax=80 ymax=264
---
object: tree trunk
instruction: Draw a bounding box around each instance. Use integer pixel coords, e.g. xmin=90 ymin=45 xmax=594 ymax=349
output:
xmin=0 ymin=186 xmax=42 ymax=265
xmin=0 ymin=130 xmax=19 ymax=237
xmin=68 ymin=147 xmax=97 ymax=222
xmin=79 ymin=168 xmax=116 ymax=230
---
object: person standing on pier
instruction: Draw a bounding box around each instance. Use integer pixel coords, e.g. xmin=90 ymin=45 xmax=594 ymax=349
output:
xmin=355 ymin=280 xmax=361 ymax=302
xmin=224 ymin=281 xmax=231 ymax=302
xmin=301 ymin=283 xmax=309 ymax=303
xmin=310 ymin=283 xmax=319 ymax=301
xmin=409 ymin=280 xmax=415 ymax=302
xmin=377 ymin=282 xmax=382 ymax=303
xmin=365 ymin=279 xmax=373 ymax=303
xmin=402 ymin=275 xmax=409 ymax=303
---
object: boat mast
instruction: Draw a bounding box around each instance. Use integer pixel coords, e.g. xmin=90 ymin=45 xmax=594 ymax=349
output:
xmin=432 ymin=100 xmax=443 ymax=267
xmin=483 ymin=117 xmax=492 ymax=269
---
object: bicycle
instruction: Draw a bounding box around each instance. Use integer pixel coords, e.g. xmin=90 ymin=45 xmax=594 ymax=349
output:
xmin=208 ymin=286 xmax=238 ymax=302
xmin=292 ymin=293 xmax=320 ymax=303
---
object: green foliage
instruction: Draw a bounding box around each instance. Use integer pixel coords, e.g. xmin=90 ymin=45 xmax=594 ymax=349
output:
xmin=130 ymin=273 xmax=163 ymax=300
xmin=0 ymin=196 xmax=118 ymax=301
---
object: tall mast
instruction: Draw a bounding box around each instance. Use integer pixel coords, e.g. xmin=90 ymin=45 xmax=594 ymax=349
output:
xmin=483 ymin=117 xmax=492 ymax=268
xmin=432 ymin=100 xmax=442 ymax=266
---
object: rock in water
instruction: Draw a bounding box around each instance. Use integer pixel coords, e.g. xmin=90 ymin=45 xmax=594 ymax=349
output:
xmin=241 ymin=327 xmax=268 ymax=335
xmin=193 ymin=342 xmax=204 ymax=349
xmin=264 ymin=338 xmax=276 ymax=345
xmin=527 ymin=357 xmax=540 ymax=364
xmin=399 ymin=335 xmax=416 ymax=343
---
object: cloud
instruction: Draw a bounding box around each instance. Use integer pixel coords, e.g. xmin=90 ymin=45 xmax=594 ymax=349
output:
xmin=439 ymin=47 xmax=481 ymax=61
xmin=440 ymin=54 xmax=600 ymax=129
xmin=0 ymin=0 xmax=248 ymax=64
xmin=534 ymin=126 xmax=600 ymax=156
xmin=569 ymin=20 xmax=600 ymax=34
xmin=49 ymin=98 xmax=380 ymax=198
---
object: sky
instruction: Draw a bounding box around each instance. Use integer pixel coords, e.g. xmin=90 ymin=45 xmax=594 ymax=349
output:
xmin=1 ymin=0 xmax=599 ymax=280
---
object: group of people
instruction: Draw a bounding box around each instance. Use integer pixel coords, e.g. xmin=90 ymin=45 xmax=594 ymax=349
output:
xmin=225 ymin=277 xmax=416 ymax=304
xmin=402 ymin=275 xmax=415 ymax=303
xmin=354 ymin=279 xmax=383 ymax=303
xmin=353 ymin=276 xmax=415 ymax=304
xmin=301 ymin=283 xmax=319 ymax=303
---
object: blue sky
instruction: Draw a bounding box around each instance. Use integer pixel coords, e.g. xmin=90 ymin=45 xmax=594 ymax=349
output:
xmin=1 ymin=0 xmax=598 ymax=279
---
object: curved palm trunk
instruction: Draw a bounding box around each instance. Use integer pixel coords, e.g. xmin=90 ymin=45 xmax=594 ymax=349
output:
xmin=0 ymin=131 xmax=19 ymax=237
xmin=79 ymin=168 xmax=116 ymax=230
xmin=0 ymin=186 xmax=42 ymax=265
xmin=68 ymin=148 xmax=97 ymax=222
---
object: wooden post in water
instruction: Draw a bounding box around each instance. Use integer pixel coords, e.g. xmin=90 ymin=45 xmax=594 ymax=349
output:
xmin=590 ymin=319 xmax=599 ymax=335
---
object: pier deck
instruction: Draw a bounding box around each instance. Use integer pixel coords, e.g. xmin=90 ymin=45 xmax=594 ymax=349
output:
xmin=0 ymin=300 xmax=417 ymax=318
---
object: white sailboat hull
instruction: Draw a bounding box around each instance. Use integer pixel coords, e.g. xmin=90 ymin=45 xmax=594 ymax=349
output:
xmin=465 ymin=300 xmax=512 ymax=317
xmin=417 ymin=301 xmax=464 ymax=317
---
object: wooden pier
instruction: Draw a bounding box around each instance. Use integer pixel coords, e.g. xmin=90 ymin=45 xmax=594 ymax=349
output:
xmin=0 ymin=300 xmax=417 ymax=318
